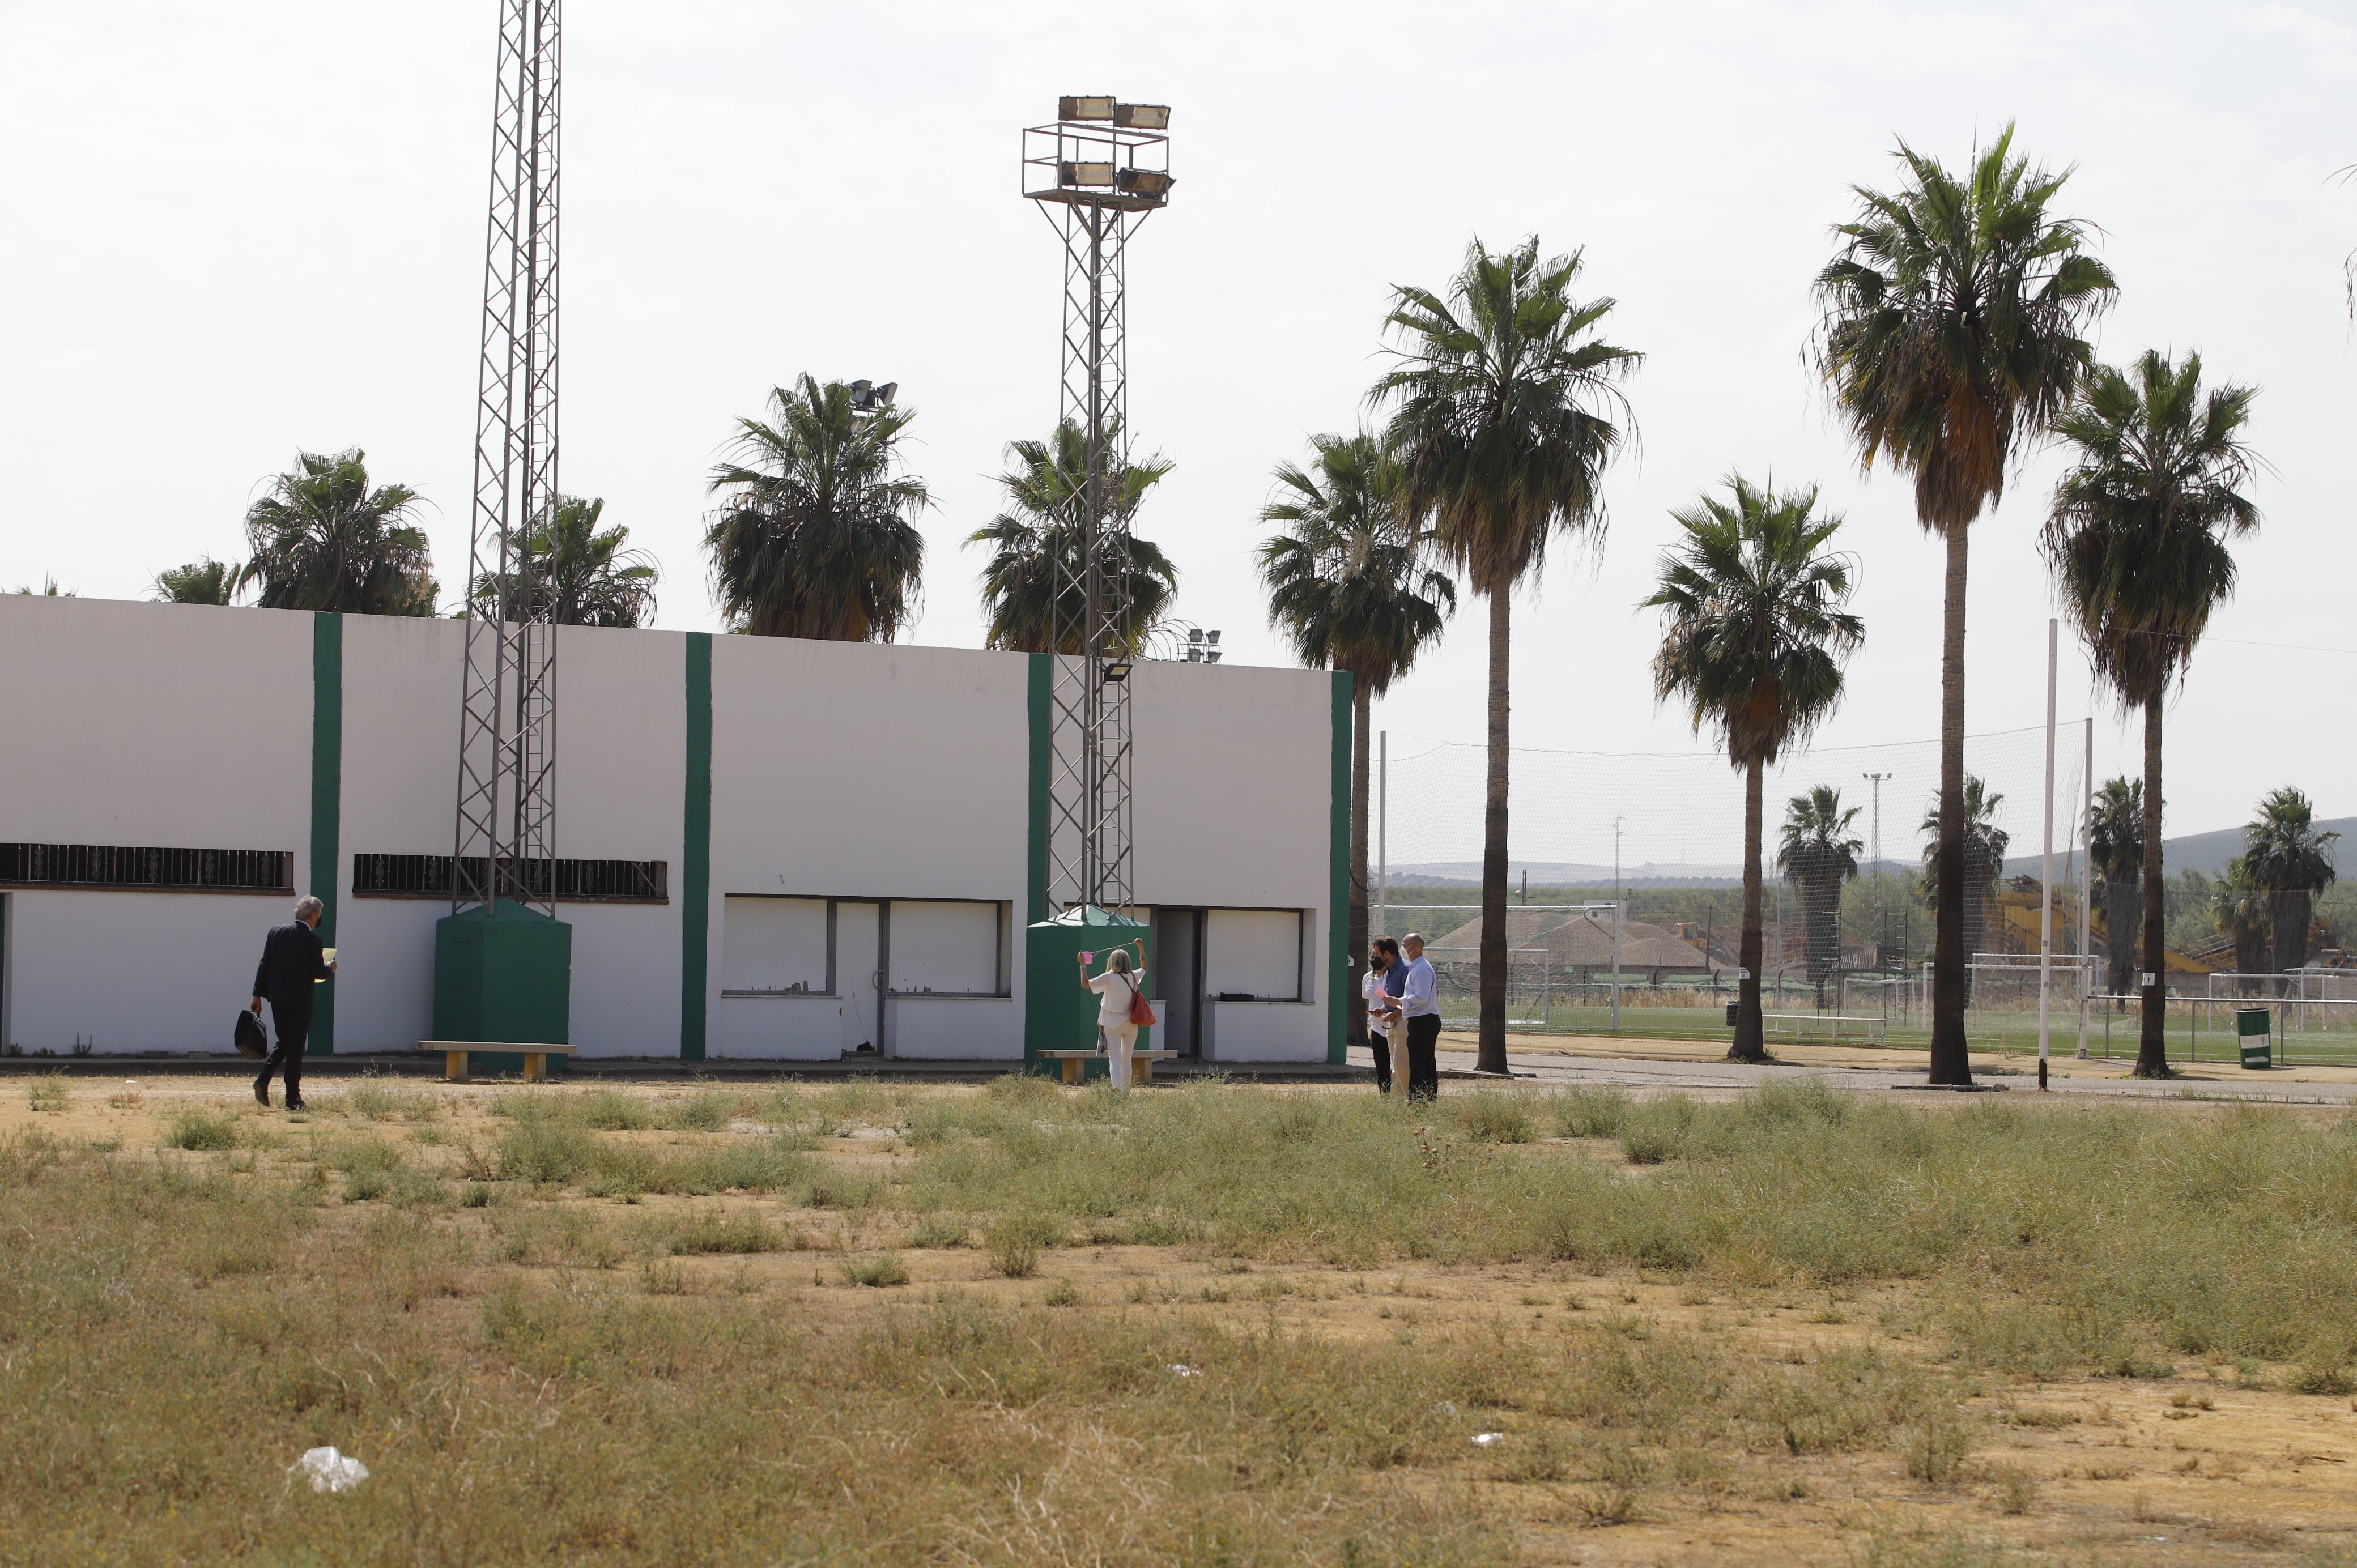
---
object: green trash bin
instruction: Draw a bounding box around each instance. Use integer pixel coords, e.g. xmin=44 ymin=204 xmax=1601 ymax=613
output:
xmin=2236 ymin=1007 xmax=2272 ymax=1069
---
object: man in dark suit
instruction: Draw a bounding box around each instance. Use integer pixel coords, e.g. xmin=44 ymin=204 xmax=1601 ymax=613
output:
xmin=250 ymin=896 xmax=335 ymax=1110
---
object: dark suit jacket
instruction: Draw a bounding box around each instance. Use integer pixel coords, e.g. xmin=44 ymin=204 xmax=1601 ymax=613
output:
xmin=253 ymin=921 xmax=331 ymax=1017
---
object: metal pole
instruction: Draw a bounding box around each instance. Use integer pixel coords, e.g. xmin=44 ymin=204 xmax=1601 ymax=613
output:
xmin=2077 ymin=715 xmax=2092 ymax=1059
xmin=2039 ymin=618 xmax=2056 ymax=1088
xmin=1863 ymin=772 xmax=1887 ymax=968
xmin=1611 ymin=816 xmax=1623 ymax=1032
xmin=1376 ymin=730 xmax=1388 ymax=939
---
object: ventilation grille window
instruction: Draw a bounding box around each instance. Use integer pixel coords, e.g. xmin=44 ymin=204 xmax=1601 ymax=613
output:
xmin=0 ymin=843 xmax=294 ymax=894
xmin=352 ymin=854 xmax=668 ymax=904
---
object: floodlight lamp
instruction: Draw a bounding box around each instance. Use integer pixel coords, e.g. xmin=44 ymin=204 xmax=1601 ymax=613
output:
xmin=1100 ymin=659 xmax=1134 ymax=684
xmin=1203 ymin=651 xmax=1222 ymax=665
xmin=1186 ymin=628 xmax=1203 ymax=645
xmin=1060 ymin=160 xmax=1117 ymax=188
xmin=1114 ymin=103 xmax=1171 ymax=130
xmin=1060 ymin=95 xmax=1116 ymax=122
xmin=1116 ymin=168 xmax=1173 ymax=199
xmin=1204 ymin=629 xmax=1220 ymax=646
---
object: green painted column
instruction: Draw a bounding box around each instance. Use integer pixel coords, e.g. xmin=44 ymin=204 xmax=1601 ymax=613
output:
xmin=680 ymin=632 xmax=713 ymax=1062
xmin=1023 ymin=654 xmax=1050 ymax=1070
xmin=1328 ymin=670 xmax=1351 ymax=1064
xmin=309 ymin=612 xmax=342 ymax=1054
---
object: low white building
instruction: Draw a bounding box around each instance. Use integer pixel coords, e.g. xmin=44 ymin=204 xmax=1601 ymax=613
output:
xmin=0 ymin=596 xmax=1350 ymax=1065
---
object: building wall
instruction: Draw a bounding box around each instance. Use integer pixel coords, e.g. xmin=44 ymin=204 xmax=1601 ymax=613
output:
xmin=0 ymin=596 xmax=1343 ymax=1063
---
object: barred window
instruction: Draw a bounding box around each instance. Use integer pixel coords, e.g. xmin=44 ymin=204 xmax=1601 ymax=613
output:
xmin=0 ymin=842 xmax=293 ymax=894
xmin=352 ymin=853 xmax=667 ymax=904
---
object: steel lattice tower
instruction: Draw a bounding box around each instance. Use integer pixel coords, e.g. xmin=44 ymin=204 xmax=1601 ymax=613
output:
xmin=1020 ymin=97 xmax=1172 ymax=916
xmin=453 ymin=0 xmax=561 ymax=918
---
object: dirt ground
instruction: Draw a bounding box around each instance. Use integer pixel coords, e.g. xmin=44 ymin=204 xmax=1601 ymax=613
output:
xmin=10 ymin=1074 xmax=2357 ymax=1565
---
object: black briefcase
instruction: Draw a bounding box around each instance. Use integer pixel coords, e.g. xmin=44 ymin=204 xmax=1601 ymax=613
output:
xmin=233 ymin=1008 xmax=269 ymax=1060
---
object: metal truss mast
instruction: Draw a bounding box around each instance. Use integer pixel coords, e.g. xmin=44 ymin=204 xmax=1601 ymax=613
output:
xmin=452 ymin=0 xmax=561 ymax=918
xmin=1020 ymin=96 xmax=1173 ymax=916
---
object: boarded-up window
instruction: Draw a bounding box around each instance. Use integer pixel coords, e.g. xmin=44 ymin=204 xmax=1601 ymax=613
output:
xmin=890 ymin=901 xmax=1003 ymax=995
xmin=722 ymin=897 xmax=829 ymax=994
xmin=1205 ymin=909 xmax=1304 ymax=1000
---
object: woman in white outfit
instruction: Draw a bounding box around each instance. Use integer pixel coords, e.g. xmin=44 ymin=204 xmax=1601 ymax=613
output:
xmin=1079 ymin=940 xmax=1147 ymax=1089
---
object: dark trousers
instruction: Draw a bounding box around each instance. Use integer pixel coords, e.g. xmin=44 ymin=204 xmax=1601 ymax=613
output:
xmin=1369 ymin=1029 xmax=1393 ymax=1092
xmin=256 ymin=1006 xmax=312 ymax=1102
xmin=1405 ymin=1013 xmax=1441 ymax=1101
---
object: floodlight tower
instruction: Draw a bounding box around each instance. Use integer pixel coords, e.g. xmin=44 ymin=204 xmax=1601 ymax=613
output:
xmin=437 ymin=0 xmax=571 ymax=1051
xmin=453 ymin=0 xmax=562 ymax=920
xmin=1022 ymin=95 xmax=1172 ymax=917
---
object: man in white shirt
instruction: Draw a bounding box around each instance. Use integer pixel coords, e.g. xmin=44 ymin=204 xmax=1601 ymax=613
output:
xmin=1398 ymin=932 xmax=1441 ymax=1100
xmin=1362 ymin=938 xmax=1403 ymax=1092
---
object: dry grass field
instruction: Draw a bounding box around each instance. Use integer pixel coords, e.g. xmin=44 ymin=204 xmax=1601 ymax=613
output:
xmin=4 ymin=1071 xmax=2356 ymax=1566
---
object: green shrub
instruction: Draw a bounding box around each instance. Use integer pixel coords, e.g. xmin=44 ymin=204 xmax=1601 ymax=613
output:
xmin=163 ymin=1110 xmax=239 ymax=1151
xmin=658 ymin=1209 xmax=784 ymax=1256
xmin=1550 ymin=1085 xmax=1631 ymax=1139
xmin=1450 ymin=1090 xmax=1537 ymax=1144
xmin=908 ymin=1212 xmax=970 ymax=1249
xmin=984 ymin=1213 xmax=1061 ymax=1279
xmin=839 ymin=1252 xmax=909 ymax=1287
xmin=24 ymin=1077 xmax=68 ymax=1114
xmin=497 ymin=1120 xmax=596 ymax=1183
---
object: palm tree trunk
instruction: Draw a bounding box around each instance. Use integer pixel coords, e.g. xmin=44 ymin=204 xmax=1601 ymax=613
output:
xmin=1476 ymin=589 xmax=1512 ymax=1075
xmin=2104 ymin=877 xmax=2139 ymax=1006
xmin=2271 ymin=889 xmax=2309 ymax=979
xmin=1731 ymin=757 xmax=1768 ymax=1062
xmin=1348 ymin=682 xmax=1372 ymax=1047
xmin=2134 ymin=690 xmax=2170 ymax=1077
xmin=1928 ymin=521 xmax=1973 ymax=1085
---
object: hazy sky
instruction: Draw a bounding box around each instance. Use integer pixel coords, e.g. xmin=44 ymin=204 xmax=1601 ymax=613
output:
xmin=4 ymin=1 xmax=2350 ymax=858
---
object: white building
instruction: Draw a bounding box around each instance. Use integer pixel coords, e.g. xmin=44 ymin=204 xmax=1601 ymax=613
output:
xmin=0 ymin=596 xmax=1350 ymax=1065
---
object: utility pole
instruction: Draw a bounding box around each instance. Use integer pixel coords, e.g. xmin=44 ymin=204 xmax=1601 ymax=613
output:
xmin=1862 ymin=772 xmax=1888 ymax=968
xmin=2038 ymin=617 xmax=2057 ymax=1090
xmin=2077 ymin=715 xmax=2093 ymax=1059
xmin=1611 ymin=816 xmax=1623 ymax=1032
xmin=1376 ymin=729 xmax=1387 ymax=940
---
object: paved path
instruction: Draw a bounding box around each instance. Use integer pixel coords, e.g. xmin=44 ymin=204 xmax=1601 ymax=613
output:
xmin=1388 ymin=1045 xmax=2357 ymax=1105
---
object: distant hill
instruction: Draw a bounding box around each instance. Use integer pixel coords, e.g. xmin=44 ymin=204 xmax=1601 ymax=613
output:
xmin=2002 ymin=816 xmax=2355 ymax=883
xmin=1389 ymin=816 xmax=2353 ymax=892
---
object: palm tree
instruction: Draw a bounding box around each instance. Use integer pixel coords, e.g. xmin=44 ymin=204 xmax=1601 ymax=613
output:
xmin=2044 ymin=348 xmax=2260 ymax=1077
xmin=474 ymin=495 xmax=658 ymax=628
xmin=154 ymin=558 xmax=241 ymax=605
xmin=2086 ymin=777 xmax=2145 ymax=1003
xmin=1375 ymin=236 xmax=1641 ymax=1073
xmin=1918 ymin=776 xmax=2011 ymax=991
xmin=1258 ymin=431 xmax=1458 ymax=1045
xmin=241 ymin=449 xmax=437 ymax=616
xmin=2211 ymin=857 xmax=2271 ymax=994
xmin=967 ymin=420 xmax=1177 ymax=654
xmin=2240 ymin=785 xmax=2338 ymax=979
xmin=705 ymin=376 xmax=928 ymax=640
xmin=1644 ymin=476 xmax=1862 ymax=1063
xmin=1812 ymin=125 xmax=2117 ymax=1086
xmin=1778 ymin=785 xmax=1864 ymax=1008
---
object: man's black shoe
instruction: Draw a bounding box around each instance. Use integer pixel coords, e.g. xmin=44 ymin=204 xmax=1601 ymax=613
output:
xmin=254 ymin=1086 xmax=271 ymax=1107
xmin=285 ymin=1098 xmax=307 ymax=1113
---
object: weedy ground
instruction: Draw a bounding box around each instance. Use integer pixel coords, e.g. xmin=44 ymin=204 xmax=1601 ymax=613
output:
xmin=3 ymin=1073 xmax=2356 ymax=1566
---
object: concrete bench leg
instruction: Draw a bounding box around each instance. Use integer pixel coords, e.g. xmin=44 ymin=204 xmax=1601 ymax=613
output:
xmin=444 ymin=1050 xmax=470 ymax=1084
xmin=523 ymin=1051 xmax=546 ymax=1083
xmin=1061 ymin=1057 xmax=1085 ymax=1085
xmin=1137 ymin=1056 xmax=1154 ymax=1085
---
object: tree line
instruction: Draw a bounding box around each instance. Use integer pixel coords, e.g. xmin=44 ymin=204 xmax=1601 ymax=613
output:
xmin=1264 ymin=123 xmax=2278 ymax=1084
xmin=141 ymin=378 xmax=1181 ymax=655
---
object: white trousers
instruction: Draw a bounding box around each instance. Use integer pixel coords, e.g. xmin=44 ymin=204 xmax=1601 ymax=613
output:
xmin=1100 ymin=1022 xmax=1138 ymax=1089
